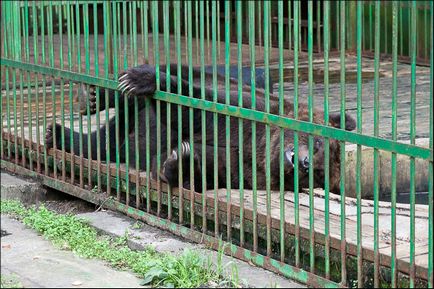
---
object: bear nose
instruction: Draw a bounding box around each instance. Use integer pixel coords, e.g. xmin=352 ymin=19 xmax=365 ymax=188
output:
xmin=300 ymin=156 xmax=310 ymax=169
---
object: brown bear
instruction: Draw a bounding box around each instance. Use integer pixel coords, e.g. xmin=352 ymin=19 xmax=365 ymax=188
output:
xmin=46 ymin=64 xmax=356 ymax=194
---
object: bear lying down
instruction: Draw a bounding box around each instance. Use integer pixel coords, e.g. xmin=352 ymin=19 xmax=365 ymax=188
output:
xmin=46 ymin=64 xmax=356 ymax=194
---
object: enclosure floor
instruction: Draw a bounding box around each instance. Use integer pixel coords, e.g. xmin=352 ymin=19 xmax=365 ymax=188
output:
xmin=206 ymin=187 xmax=430 ymax=277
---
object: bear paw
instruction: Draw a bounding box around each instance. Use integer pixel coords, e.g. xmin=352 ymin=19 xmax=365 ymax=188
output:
xmin=117 ymin=65 xmax=156 ymax=97
xmin=45 ymin=123 xmax=61 ymax=149
xmin=160 ymin=141 xmax=201 ymax=188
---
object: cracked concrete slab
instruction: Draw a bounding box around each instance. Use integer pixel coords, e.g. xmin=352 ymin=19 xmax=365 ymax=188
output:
xmin=1 ymin=215 xmax=144 ymax=288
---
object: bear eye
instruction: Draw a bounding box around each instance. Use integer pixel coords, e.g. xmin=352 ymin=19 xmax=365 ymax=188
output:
xmin=315 ymin=138 xmax=322 ymax=146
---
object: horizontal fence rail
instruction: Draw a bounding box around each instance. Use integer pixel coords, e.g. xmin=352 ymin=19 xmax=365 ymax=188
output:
xmin=1 ymin=1 xmax=433 ymax=288
xmin=1 ymin=59 xmax=431 ymax=162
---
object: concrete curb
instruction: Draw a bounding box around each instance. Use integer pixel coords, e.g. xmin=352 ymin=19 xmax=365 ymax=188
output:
xmin=78 ymin=211 xmax=304 ymax=288
xmin=1 ymin=172 xmax=47 ymax=204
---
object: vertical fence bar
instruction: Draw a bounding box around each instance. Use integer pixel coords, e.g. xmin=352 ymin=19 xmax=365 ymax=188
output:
xmin=143 ymin=1 xmax=149 ymax=63
xmin=66 ymin=2 xmax=75 ymax=185
xmin=75 ymin=1 xmax=84 ymax=186
xmin=293 ymin=0 xmax=300 ymax=268
xmin=224 ymin=0 xmax=232 ymax=241
xmin=428 ymin=2 xmax=434 ymax=287
xmin=23 ymin=2 xmax=33 ymax=172
xmin=200 ymin=0 xmax=207 ymax=232
xmin=132 ymin=0 xmax=138 ymax=206
xmin=132 ymin=1 xmax=139 ymax=208
xmin=152 ymin=1 xmax=161 ymax=217
xmin=174 ymin=0 xmax=183 ymax=221
xmin=16 ymin=4 xmax=23 ymax=168
xmin=84 ymin=3 xmax=92 ymax=189
xmin=187 ymin=0 xmax=195 ymax=227
xmin=258 ymin=2 xmax=262 ymax=55
xmin=48 ymin=2 xmax=56 ymax=179
xmin=307 ymin=0 xmax=316 ymax=273
xmin=288 ymin=1 xmax=292 ymax=52
xmin=248 ymin=0 xmax=258 ymax=253
xmin=103 ymin=1 xmax=112 ymax=196
xmin=361 ymin=3 xmax=364 ymax=51
xmin=128 ymin=2 xmax=133 ymax=65
xmin=122 ymin=1 xmax=130 ymax=206
xmin=10 ymin=3 xmax=16 ymax=164
xmin=211 ymin=0 xmax=219 ymax=238
xmin=143 ymin=0 xmax=150 ymax=209
xmin=0 ymin=65 xmax=2 ymax=162
xmin=263 ymin=0 xmax=272 ymax=257
xmin=399 ymin=3 xmax=403 ymax=57
xmin=195 ymin=1 xmax=199 ymax=64
xmin=131 ymin=2 xmax=140 ymax=208
xmin=3 ymin=2 xmax=11 ymax=161
xmin=0 ymin=5 xmax=3 ymax=160
xmin=118 ymin=1 xmax=127 ymax=203
xmin=18 ymin=3 xmax=25 ymax=169
xmin=335 ymin=2 xmax=340 ymax=51
xmin=323 ymin=0 xmax=331 ymax=280
xmin=206 ymin=0 xmax=210 ymax=62
xmin=13 ymin=61 xmax=17 ymax=166
xmin=409 ymin=1 xmax=417 ymax=287
xmin=236 ymin=0 xmax=244 ymax=247
xmin=391 ymin=2 xmax=399 ymax=287
xmin=217 ymin=1 xmax=221 ymax=61
xmin=385 ymin=2 xmax=388 ymax=55
xmin=130 ymin=2 xmax=140 ymax=204
xmin=356 ymin=0 xmax=362 ymax=288
xmin=163 ymin=0 xmax=171 ymax=218
xmin=339 ymin=1 xmax=347 ymax=285
xmin=0 ymin=3 xmax=3 ymax=160
xmin=424 ymin=1 xmax=428 ymax=63
xmin=316 ymin=1 xmax=321 ymax=53
xmin=116 ymin=1 xmax=121 ymax=188
xmin=184 ymin=2 xmax=188 ymax=64
xmin=356 ymin=1 xmax=364 ymax=288
xmin=57 ymin=2 xmax=66 ymax=181
xmin=278 ymin=0 xmax=285 ymax=263
xmin=93 ymin=1 xmax=101 ymax=192
xmin=119 ymin=2 xmax=127 ymax=187
xmin=373 ymin=3 xmax=381 ymax=283
xmin=41 ymin=2 xmax=48 ymax=177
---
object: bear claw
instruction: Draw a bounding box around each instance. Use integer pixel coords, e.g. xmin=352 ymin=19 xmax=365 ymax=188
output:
xmin=79 ymin=84 xmax=98 ymax=115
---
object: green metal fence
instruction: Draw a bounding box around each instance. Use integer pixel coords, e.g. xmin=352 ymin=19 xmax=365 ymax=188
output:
xmin=1 ymin=1 xmax=433 ymax=288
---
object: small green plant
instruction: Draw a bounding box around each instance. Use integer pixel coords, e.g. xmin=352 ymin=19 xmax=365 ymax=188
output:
xmin=1 ymin=200 xmax=241 ymax=288
xmin=131 ymin=221 xmax=144 ymax=230
xmin=0 ymin=273 xmax=23 ymax=288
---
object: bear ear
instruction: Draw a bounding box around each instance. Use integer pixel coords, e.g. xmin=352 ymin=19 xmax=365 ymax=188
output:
xmin=329 ymin=112 xmax=356 ymax=131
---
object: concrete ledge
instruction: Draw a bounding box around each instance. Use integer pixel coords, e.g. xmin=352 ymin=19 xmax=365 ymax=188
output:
xmin=1 ymin=171 xmax=47 ymax=204
xmin=78 ymin=210 xmax=304 ymax=288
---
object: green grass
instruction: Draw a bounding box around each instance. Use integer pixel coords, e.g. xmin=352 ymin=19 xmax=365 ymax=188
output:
xmin=0 ymin=274 xmax=23 ymax=288
xmin=1 ymin=200 xmax=242 ymax=288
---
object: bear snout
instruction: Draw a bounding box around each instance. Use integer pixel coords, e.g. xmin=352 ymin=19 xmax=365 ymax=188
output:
xmin=300 ymin=156 xmax=310 ymax=170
